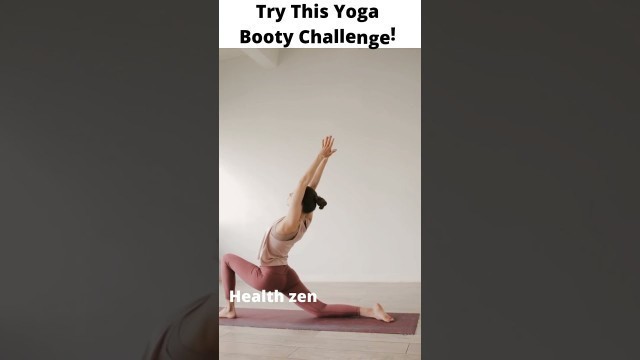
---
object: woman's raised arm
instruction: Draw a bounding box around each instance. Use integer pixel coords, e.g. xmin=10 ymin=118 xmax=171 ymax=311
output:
xmin=279 ymin=136 xmax=336 ymax=233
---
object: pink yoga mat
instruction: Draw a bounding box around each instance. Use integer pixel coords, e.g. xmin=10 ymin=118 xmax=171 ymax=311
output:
xmin=219 ymin=307 xmax=420 ymax=335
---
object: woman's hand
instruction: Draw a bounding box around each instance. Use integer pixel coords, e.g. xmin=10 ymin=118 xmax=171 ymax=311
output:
xmin=282 ymin=136 xmax=336 ymax=231
xmin=319 ymin=135 xmax=337 ymax=159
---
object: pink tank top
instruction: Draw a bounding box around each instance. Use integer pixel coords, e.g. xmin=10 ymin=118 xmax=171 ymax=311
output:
xmin=257 ymin=216 xmax=311 ymax=266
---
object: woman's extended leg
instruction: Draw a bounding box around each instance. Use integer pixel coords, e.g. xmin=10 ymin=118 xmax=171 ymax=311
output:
xmin=282 ymin=267 xmax=394 ymax=322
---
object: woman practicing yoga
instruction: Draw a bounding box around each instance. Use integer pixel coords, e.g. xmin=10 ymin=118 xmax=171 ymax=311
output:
xmin=219 ymin=136 xmax=394 ymax=322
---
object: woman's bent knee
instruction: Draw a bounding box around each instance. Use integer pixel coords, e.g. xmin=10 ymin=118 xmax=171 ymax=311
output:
xmin=222 ymin=253 xmax=237 ymax=263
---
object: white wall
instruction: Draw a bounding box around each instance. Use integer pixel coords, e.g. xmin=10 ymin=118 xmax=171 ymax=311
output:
xmin=219 ymin=49 xmax=420 ymax=282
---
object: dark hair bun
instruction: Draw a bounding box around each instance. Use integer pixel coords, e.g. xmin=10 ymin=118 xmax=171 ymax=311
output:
xmin=315 ymin=196 xmax=327 ymax=210
xmin=301 ymin=186 xmax=327 ymax=213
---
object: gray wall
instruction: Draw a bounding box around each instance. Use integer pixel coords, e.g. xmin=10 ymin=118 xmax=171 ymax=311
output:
xmin=0 ymin=2 xmax=217 ymax=359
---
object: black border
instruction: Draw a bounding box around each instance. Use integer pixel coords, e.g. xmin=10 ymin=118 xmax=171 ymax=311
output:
xmin=423 ymin=1 xmax=639 ymax=359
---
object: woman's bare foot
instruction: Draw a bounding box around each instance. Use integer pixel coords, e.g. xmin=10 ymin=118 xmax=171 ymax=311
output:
xmin=218 ymin=307 xmax=236 ymax=319
xmin=372 ymin=303 xmax=394 ymax=322
xmin=360 ymin=303 xmax=394 ymax=322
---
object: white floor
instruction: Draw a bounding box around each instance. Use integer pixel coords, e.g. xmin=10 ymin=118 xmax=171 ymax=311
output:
xmin=219 ymin=281 xmax=422 ymax=359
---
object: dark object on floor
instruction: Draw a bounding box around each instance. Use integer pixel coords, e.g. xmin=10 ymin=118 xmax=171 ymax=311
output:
xmin=142 ymin=294 xmax=216 ymax=360
xmin=218 ymin=307 xmax=420 ymax=335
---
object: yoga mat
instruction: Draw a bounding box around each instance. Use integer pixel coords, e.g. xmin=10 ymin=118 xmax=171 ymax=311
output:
xmin=219 ymin=308 xmax=420 ymax=335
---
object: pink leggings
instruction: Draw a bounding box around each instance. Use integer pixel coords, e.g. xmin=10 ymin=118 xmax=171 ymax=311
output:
xmin=221 ymin=253 xmax=360 ymax=318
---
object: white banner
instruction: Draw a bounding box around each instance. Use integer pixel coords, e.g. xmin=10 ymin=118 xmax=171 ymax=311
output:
xmin=219 ymin=0 xmax=421 ymax=49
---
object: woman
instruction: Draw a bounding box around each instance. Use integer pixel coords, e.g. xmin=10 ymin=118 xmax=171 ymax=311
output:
xmin=142 ymin=294 xmax=216 ymax=360
xmin=219 ymin=136 xmax=394 ymax=322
